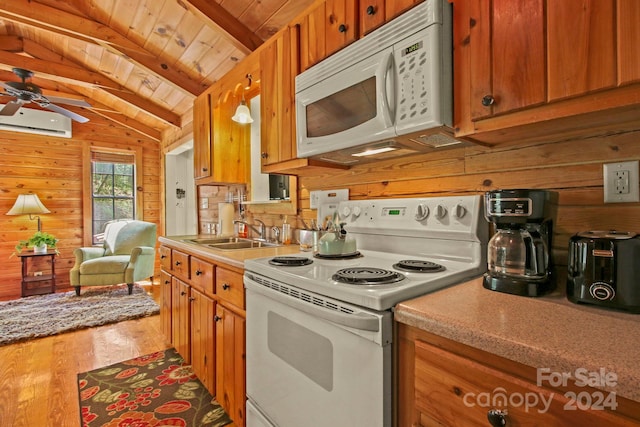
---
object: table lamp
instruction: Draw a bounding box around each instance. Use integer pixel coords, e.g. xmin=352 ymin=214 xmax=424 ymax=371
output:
xmin=6 ymin=193 xmax=51 ymax=231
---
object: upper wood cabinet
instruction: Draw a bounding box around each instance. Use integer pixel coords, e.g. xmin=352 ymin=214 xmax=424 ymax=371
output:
xmin=193 ymin=93 xmax=211 ymax=179
xmin=454 ymin=0 xmax=640 ymax=145
xmin=325 ymin=0 xmax=359 ymax=57
xmin=260 ymin=28 xmax=296 ymax=167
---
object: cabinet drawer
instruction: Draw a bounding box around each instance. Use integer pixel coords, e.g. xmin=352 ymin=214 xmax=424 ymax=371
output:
xmin=159 ymin=245 xmax=172 ymax=271
xmin=216 ymin=267 xmax=244 ymax=309
xmin=414 ymin=340 xmax=626 ymax=427
xmin=191 ymin=256 xmax=215 ymax=297
xmin=172 ymin=250 xmax=190 ymax=281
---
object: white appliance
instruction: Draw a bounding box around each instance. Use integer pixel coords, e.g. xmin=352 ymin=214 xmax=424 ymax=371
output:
xmin=295 ymin=0 xmax=460 ymax=166
xmin=0 ymin=105 xmax=72 ymax=138
xmin=244 ymin=195 xmax=488 ymax=427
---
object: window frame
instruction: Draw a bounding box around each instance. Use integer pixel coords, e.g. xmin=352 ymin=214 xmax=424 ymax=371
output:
xmin=82 ymin=145 xmax=144 ymax=246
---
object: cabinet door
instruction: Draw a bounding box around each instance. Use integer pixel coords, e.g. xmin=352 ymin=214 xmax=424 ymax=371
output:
xmin=469 ymin=0 xmax=546 ymax=120
xmin=160 ymin=270 xmax=172 ymax=343
xmin=191 ymin=288 xmax=216 ymax=395
xmin=298 ymin=2 xmax=326 ymax=72
xmin=547 ymin=0 xmax=616 ymax=101
xmin=211 ymin=92 xmax=251 ymax=184
xmin=260 ymin=29 xmax=296 ymax=167
xmin=215 ymin=304 xmax=246 ymax=427
xmin=171 ymin=278 xmax=191 ymax=363
xmin=193 ymin=93 xmax=212 ymax=179
xmin=359 ymin=0 xmax=385 ymax=36
xmin=325 ymin=0 xmax=358 ymax=56
xmin=172 ymin=250 xmax=190 ymax=282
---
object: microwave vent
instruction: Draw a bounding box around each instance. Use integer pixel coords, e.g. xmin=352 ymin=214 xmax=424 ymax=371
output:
xmin=410 ymin=132 xmax=461 ymax=148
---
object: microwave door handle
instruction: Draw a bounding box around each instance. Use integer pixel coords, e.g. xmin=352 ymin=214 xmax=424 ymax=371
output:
xmin=383 ymin=52 xmax=395 ymax=123
xmin=245 ymin=276 xmax=380 ymax=332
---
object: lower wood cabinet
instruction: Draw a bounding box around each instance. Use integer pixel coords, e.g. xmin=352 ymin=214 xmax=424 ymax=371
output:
xmin=159 ymin=242 xmax=246 ymax=427
xmin=215 ymin=304 xmax=246 ymax=427
xmin=398 ymin=324 xmax=640 ymax=427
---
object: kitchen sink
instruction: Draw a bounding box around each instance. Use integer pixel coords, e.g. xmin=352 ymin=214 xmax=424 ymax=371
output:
xmin=186 ymin=237 xmax=280 ymax=250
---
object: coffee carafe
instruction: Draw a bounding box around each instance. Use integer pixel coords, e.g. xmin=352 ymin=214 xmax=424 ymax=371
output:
xmin=483 ymin=189 xmax=556 ymax=296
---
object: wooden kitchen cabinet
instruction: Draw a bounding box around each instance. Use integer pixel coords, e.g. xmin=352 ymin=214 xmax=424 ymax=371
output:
xmin=359 ymin=0 xmax=424 ymax=36
xmin=454 ymin=0 xmax=640 ymax=145
xmin=297 ymin=1 xmax=326 ymax=73
xmin=260 ymin=28 xmax=296 ymax=167
xmin=159 ymin=245 xmax=172 ymax=271
xmin=324 ymin=0 xmax=358 ymax=57
xmin=398 ymin=324 xmax=640 ymax=427
xmin=190 ymin=256 xmax=215 ymax=298
xmin=191 ymin=287 xmax=216 ymax=394
xmin=160 ymin=270 xmax=172 ymax=343
xmin=215 ymin=304 xmax=246 ymax=427
xmin=216 ymin=266 xmax=245 ymax=311
xmin=171 ymin=249 xmax=190 ymax=282
xmin=193 ymin=93 xmax=212 ymax=180
xmin=171 ymin=277 xmax=191 ymax=363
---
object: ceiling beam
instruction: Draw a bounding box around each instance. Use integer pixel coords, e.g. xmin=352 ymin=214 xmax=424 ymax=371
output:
xmin=0 ymin=0 xmax=205 ymax=96
xmin=100 ymin=87 xmax=181 ymax=127
xmin=179 ymin=0 xmax=264 ymax=54
xmin=90 ymin=110 xmax=162 ymax=142
xmin=0 ymin=35 xmax=23 ymax=52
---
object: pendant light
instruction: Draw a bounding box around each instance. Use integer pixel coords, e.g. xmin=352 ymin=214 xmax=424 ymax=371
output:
xmin=232 ymin=74 xmax=254 ymax=124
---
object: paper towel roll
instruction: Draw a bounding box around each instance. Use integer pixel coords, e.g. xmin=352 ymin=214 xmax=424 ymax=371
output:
xmin=218 ymin=203 xmax=235 ymax=236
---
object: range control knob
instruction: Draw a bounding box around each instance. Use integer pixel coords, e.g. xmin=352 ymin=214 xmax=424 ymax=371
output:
xmin=453 ymin=204 xmax=467 ymax=219
xmin=415 ymin=203 xmax=429 ymax=221
xmin=352 ymin=206 xmax=362 ymax=217
xmin=590 ymin=283 xmax=615 ymax=301
xmin=435 ymin=205 xmax=447 ymax=219
xmin=341 ymin=206 xmax=352 ymax=218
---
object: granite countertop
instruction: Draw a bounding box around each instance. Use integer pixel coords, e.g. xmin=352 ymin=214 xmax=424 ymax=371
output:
xmin=158 ymin=235 xmax=302 ymax=269
xmin=394 ymin=277 xmax=640 ymax=403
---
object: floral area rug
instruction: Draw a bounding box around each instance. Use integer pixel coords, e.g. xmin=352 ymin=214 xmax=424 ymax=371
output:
xmin=78 ymin=347 xmax=232 ymax=427
xmin=0 ymin=284 xmax=159 ymax=346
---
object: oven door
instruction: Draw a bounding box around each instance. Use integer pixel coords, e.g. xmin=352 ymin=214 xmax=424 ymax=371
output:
xmin=244 ymin=274 xmax=392 ymax=427
xmin=295 ymin=47 xmax=396 ymax=159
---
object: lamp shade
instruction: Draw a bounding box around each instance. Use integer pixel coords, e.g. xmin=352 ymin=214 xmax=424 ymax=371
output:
xmin=232 ymin=100 xmax=254 ymax=124
xmin=7 ymin=194 xmax=51 ymax=215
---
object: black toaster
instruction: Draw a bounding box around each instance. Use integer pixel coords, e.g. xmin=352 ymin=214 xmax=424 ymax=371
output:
xmin=567 ymin=231 xmax=640 ymax=313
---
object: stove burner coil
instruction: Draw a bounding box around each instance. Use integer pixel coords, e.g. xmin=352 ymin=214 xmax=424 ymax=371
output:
xmin=269 ymin=256 xmax=313 ymax=266
xmin=332 ymin=267 xmax=405 ymax=285
xmin=314 ymin=251 xmax=361 ymax=260
xmin=393 ymin=260 xmax=445 ymax=273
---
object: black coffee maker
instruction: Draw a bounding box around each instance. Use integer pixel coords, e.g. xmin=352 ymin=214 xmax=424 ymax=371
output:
xmin=483 ymin=189 xmax=556 ymax=296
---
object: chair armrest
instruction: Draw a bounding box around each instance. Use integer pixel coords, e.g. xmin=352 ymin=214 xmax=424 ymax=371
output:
xmin=73 ymin=247 xmax=106 ymax=265
xmin=125 ymin=246 xmax=156 ymax=283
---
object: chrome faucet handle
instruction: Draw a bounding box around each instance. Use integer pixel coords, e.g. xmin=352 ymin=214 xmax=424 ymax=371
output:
xmin=255 ymin=219 xmax=266 ymax=240
xmin=271 ymin=226 xmax=281 ymax=243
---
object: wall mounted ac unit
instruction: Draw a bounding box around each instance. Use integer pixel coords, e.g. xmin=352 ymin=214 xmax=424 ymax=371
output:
xmin=0 ymin=105 xmax=72 ymax=138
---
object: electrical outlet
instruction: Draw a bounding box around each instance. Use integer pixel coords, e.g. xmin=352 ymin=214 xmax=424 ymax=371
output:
xmin=604 ymin=161 xmax=640 ymax=203
xmin=310 ymin=191 xmax=320 ymax=209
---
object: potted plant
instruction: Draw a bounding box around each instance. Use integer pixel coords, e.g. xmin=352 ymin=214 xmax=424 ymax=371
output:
xmin=14 ymin=231 xmax=59 ymax=255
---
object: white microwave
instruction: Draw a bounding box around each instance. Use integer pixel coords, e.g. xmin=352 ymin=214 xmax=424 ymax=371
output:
xmin=295 ymin=0 xmax=461 ymax=165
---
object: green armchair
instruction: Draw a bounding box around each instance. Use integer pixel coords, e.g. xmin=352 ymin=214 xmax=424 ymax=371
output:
xmin=70 ymin=220 xmax=157 ymax=296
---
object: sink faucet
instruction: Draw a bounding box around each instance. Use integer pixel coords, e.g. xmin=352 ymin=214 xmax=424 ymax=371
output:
xmin=234 ymin=219 xmax=266 ymax=240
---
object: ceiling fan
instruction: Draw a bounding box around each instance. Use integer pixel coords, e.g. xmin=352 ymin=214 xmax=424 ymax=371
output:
xmin=0 ymin=68 xmax=91 ymax=123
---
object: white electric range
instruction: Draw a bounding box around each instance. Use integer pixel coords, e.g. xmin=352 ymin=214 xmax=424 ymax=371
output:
xmin=244 ymin=195 xmax=488 ymax=427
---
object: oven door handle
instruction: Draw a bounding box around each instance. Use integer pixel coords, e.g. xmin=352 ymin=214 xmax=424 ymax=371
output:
xmin=245 ymin=277 xmax=380 ymax=332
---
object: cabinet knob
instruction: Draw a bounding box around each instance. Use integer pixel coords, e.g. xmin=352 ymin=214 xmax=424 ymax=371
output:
xmin=338 ymin=24 xmax=347 ymax=33
xmin=487 ymin=409 xmax=508 ymax=426
xmin=175 ymin=261 xmax=181 ymax=266
xmin=261 ymin=152 xmax=268 ymax=159
xmin=202 ymin=167 xmax=208 ymax=172
xmin=160 ymin=255 xmax=166 ymax=259
xmin=195 ymin=270 xmax=202 ymax=276
xmin=189 ymin=296 xmax=195 ymax=302
xmin=366 ymin=5 xmax=376 ymax=15
xmin=164 ymin=280 xmax=170 ymax=285
xmin=214 ymin=315 xmax=222 ymax=322
xmin=481 ymin=95 xmax=495 ymax=107
xmin=180 ymin=291 xmax=186 ymax=296
xmin=222 ymin=283 xmax=230 ymax=290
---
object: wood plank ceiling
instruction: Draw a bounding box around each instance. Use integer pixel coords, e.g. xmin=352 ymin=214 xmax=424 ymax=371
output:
xmin=0 ymin=0 xmax=315 ymax=141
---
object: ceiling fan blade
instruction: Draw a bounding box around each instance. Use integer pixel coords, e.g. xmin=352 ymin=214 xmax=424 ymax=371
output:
xmin=42 ymin=103 xmax=90 ymax=123
xmin=0 ymin=99 xmax=27 ymax=116
xmin=45 ymin=95 xmax=92 ymax=108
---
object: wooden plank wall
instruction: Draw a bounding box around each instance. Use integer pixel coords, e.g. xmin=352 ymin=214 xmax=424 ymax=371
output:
xmin=0 ymin=117 xmax=161 ymax=300
xmin=298 ymin=129 xmax=640 ymax=272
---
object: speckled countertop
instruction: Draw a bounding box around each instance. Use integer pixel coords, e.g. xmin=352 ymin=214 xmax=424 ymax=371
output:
xmin=394 ymin=277 xmax=640 ymax=403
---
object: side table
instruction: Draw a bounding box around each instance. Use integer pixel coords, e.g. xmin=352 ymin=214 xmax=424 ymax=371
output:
xmin=17 ymin=250 xmax=57 ymax=297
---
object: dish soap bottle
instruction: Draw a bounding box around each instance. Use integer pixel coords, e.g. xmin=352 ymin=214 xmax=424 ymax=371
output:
xmin=282 ymin=216 xmax=291 ymax=245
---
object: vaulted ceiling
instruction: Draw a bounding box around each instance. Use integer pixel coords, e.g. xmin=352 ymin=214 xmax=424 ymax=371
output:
xmin=0 ymin=0 xmax=315 ymax=141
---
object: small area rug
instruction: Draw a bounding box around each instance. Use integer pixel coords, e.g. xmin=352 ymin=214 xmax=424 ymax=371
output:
xmin=0 ymin=284 xmax=159 ymax=346
xmin=78 ymin=347 xmax=232 ymax=427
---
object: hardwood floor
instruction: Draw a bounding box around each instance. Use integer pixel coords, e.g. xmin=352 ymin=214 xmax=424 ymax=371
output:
xmin=0 ymin=285 xmax=169 ymax=427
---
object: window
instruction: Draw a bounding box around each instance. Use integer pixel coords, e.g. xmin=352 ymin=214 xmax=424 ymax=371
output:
xmin=90 ymin=151 xmax=136 ymax=244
